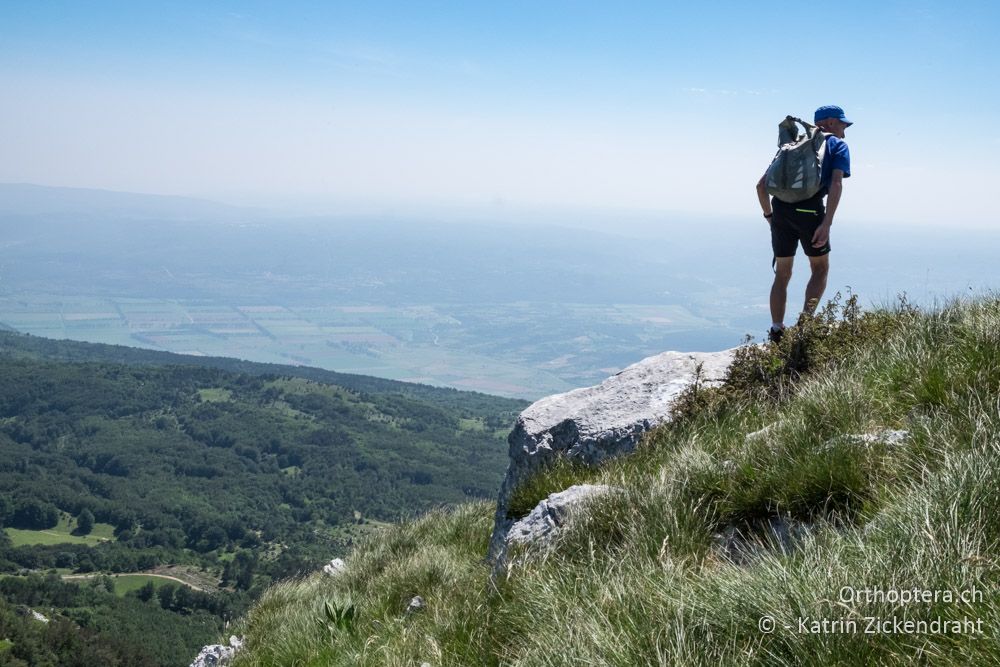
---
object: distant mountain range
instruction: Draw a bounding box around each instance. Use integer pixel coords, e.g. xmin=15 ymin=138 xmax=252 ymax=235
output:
xmin=0 ymin=182 xmax=258 ymax=221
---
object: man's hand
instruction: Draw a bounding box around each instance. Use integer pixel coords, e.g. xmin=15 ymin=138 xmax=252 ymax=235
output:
xmin=811 ymin=220 xmax=831 ymax=248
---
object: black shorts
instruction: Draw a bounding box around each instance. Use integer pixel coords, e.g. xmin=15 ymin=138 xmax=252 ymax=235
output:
xmin=770 ymin=195 xmax=830 ymax=257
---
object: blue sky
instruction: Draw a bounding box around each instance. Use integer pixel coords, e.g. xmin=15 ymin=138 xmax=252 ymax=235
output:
xmin=2 ymin=1 xmax=998 ymax=225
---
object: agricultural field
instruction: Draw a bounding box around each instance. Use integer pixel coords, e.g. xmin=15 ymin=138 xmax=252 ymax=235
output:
xmin=4 ymin=515 xmax=116 ymax=547
xmin=0 ymin=294 xmax=737 ymax=398
xmin=109 ymin=574 xmax=173 ymax=596
xmin=60 ymin=573 xmax=187 ymax=597
xmin=95 ymin=566 xmax=218 ymax=595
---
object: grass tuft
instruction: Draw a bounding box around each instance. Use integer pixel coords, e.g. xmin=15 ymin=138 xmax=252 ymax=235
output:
xmin=506 ymin=454 xmax=600 ymax=520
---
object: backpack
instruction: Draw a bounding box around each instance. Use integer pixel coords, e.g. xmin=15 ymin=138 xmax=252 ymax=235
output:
xmin=764 ymin=116 xmax=829 ymax=203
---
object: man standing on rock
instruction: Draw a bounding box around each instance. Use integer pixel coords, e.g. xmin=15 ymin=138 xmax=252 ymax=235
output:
xmin=756 ymin=105 xmax=852 ymax=343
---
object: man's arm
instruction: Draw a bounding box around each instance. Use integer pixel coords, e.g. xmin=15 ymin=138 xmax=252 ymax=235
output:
xmin=756 ymin=174 xmax=772 ymax=219
xmin=811 ymin=169 xmax=844 ymax=248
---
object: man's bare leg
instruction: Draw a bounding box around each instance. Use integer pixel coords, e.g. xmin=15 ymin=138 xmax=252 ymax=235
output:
xmin=803 ymin=254 xmax=830 ymax=315
xmin=770 ymin=257 xmax=794 ymax=326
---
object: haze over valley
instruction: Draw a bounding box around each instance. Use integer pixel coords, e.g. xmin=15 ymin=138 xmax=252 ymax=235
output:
xmin=3 ymin=184 xmax=996 ymax=400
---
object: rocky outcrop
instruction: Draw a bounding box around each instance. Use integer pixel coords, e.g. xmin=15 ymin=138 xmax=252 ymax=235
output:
xmin=488 ymin=349 xmax=735 ymax=565
xmin=323 ymin=557 xmax=347 ymax=577
xmin=827 ymin=429 xmax=910 ymax=450
xmin=406 ymin=595 xmax=426 ymax=614
xmin=189 ymin=636 xmax=243 ymax=667
xmin=15 ymin=606 xmax=49 ymax=624
xmin=505 ymin=483 xmax=616 ymax=552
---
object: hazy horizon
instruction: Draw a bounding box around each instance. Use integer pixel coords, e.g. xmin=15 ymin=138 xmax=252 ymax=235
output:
xmin=4 ymin=2 xmax=1000 ymax=227
xmin=3 ymin=183 xmax=999 ymax=400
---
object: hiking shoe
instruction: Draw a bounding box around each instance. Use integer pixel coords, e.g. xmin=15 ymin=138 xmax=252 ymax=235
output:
xmin=768 ymin=326 xmax=784 ymax=344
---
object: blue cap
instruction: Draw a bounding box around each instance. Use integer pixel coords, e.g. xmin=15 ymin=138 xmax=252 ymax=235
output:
xmin=814 ymin=105 xmax=853 ymax=127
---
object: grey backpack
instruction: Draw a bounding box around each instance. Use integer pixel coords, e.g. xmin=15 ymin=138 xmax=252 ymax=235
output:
xmin=764 ymin=116 xmax=828 ymax=203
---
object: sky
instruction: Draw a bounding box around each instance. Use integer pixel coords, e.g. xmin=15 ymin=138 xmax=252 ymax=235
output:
xmin=2 ymin=1 xmax=999 ymax=226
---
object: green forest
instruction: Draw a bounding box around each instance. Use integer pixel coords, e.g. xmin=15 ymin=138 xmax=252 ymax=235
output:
xmin=0 ymin=331 xmax=525 ymax=665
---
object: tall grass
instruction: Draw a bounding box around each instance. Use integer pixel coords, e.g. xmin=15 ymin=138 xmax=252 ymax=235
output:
xmin=231 ymin=296 xmax=1000 ymax=666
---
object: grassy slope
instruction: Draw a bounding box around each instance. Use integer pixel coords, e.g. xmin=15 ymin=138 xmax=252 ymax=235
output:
xmin=231 ymin=296 xmax=1000 ymax=666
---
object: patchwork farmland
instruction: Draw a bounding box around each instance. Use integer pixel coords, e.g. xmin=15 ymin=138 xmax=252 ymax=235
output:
xmin=0 ymin=294 xmax=721 ymax=399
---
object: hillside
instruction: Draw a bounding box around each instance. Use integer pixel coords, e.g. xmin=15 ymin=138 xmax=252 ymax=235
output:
xmin=0 ymin=331 xmax=518 ymax=412
xmin=228 ymin=295 xmax=1000 ymax=666
xmin=0 ymin=332 xmax=525 ymax=665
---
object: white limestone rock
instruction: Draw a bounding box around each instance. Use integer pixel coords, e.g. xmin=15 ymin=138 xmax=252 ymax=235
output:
xmin=853 ymin=429 xmax=910 ymax=447
xmin=823 ymin=429 xmax=911 ymax=452
xmin=506 ymin=483 xmax=616 ymax=551
xmin=488 ymin=348 xmax=735 ymax=565
xmin=189 ymin=635 xmax=244 ymax=667
xmin=406 ymin=595 xmax=426 ymax=614
xmin=14 ymin=607 xmax=49 ymax=624
xmin=323 ymin=557 xmax=347 ymax=577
